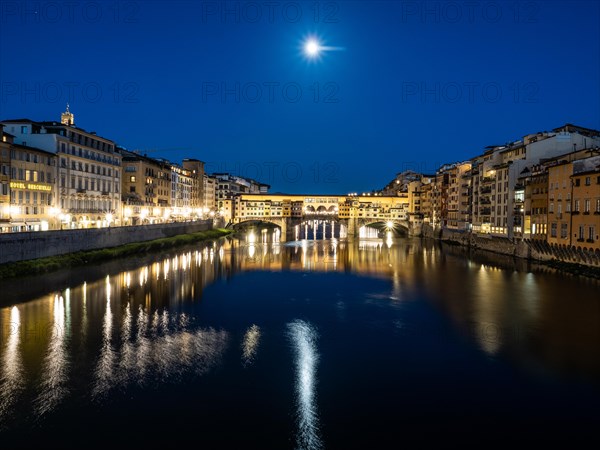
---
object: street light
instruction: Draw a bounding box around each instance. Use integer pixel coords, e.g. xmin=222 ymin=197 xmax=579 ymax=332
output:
xmin=124 ymin=207 xmax=132 ymax=225
xmin=49 ymin=207 xmax=61 ymax=230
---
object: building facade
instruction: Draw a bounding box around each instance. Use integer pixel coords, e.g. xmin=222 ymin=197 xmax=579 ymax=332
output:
xmin=121 ymin=150 xmax=172 ymax=225
xmin=2 ymin=108 xmax=122 ymax=228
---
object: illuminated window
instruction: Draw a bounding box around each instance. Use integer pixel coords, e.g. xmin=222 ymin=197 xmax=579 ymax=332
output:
xmin=130 ymin=176 xmax=136 ymax=182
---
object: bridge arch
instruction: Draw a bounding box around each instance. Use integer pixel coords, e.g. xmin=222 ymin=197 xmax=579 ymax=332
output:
xmin=358 ymin=220 xmax=409 ymax=238
xmin=232 ymin=219 xmax=285 ymax=231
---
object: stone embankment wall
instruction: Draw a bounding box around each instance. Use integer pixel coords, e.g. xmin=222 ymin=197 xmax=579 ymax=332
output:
xmin=421 ymin=224 xmax=600 ymax=267
xmin=0 ymin=220 xmax=213 ymax=265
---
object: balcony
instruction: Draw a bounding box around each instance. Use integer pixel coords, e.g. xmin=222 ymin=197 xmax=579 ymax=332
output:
xmin=587 ymin=239 xmax=595 ymax=243
xmin=482 ymin=176 xmax=495 ymax=183
xmin=76 ymin=188 xmax=86 ymax=194
xmin=480 ymin=186 xmax=492 ymax=194
xmin=479 ymin=199 xmax=491 ymax=205
xmin=68 ymin=208 xmax=116 ymax=214
xmin=101 ymin=191 xmax=110 ymax=196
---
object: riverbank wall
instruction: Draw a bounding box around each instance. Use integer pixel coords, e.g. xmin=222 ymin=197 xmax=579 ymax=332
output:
xmin=422 ymin=224 xmax=600 ymax=268
xmin=0 ymin=220 xmax=213 ymax=265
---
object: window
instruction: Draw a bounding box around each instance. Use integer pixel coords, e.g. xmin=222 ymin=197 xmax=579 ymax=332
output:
xmin=549 ymin=202 xmax=554 ymax=213
xmin=21 ymin=126 xmax=28 ymax=134
xmin=551 ymin=222 xmax=557 ymax=238
xmin=130 ymin=176 xmax=136 ymax=182
xmin=578 ymin=225 xmax=584 ymax=240
xmin=596 ymin=199 xmax=600 ymax=213
xmin=560 ymin=223 xmax=567 ymax=239
xmin=574 ymin=200 xmax=580 ymax=212
xmin=589 ymin=226 xmax=596 ymax=242
xmin=584 ymin=199 xmax=590 ymax=213
xmin=575 ymin=179 xmax=580 ymax=187
xmin=585 ymin=177 xmax=591 ymax=186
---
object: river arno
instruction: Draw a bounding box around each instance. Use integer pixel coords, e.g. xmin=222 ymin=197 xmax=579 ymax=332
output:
xmin=0 ymin=233 xmax=599 ymax=448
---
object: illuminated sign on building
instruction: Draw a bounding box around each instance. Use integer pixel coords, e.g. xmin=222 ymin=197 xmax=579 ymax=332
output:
xmin=9 ymin=182 xmax=52 ymax=192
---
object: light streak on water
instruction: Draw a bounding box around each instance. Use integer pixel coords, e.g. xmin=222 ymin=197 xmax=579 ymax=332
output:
xmin=0 ymin=306 xmax=24 ymax=421
xmin=241 ymin=324 xmax=261 ymax=367
xmin=35 ymin=295 xmax=68 ymax=416
xmin=93 ymin=278 xmax=115 ymax=398
xmin=287 ymin=319 xmax=323 ymax=450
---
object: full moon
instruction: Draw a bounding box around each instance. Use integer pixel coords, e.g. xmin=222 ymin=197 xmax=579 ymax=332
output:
xmin=304 ymin=38 xmax=321 ymax=58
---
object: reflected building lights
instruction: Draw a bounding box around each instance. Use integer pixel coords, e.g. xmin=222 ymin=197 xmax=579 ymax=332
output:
xmin=0 ymin=306 xmax=24 ymax=420
xmin=93 ymin=276 xmax=115 ymax=398
xmin=35 ymin=295 xmax=68 ymax=416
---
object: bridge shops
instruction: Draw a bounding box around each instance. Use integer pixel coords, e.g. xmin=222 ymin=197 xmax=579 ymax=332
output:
xmin=226 ymin=193 xmax=424 ymax=241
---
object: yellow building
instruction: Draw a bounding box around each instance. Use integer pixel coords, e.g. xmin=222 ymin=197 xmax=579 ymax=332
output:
xmin=121 ymin=150 xmax=172 ymax=225
xmin=518 ymin=164 xmax=548 ymax=240
xmin=570 ymin=157 xmax=600 ymax=250
xmin=0 ymin=126 xmax=12 ymax=230
xmin=5 ymin=143 xmax=58 ymax=231
xmin=182 ymin=159 xmax=205 ymax=213
xmin=547 ymin=151 xmax=600 ymax=251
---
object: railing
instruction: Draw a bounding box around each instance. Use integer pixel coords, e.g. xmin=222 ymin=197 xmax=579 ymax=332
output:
xmin=67 ymin=208 xmax=116 ymax=214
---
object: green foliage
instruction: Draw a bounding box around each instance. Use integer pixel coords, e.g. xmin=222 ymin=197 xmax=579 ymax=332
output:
xmin=0 ymin=228 xmax=232 ymax=280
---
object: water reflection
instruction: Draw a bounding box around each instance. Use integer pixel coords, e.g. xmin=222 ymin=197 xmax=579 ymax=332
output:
xmin=35 ymin=294 xmax=69 ymax=416
xmin=0 ymin=307 xmax=24 ymax=422
xmin=242 ymin=324 xmax=261 ymax=367
xmin=93 ymin=277 xmax=115 ymax=398
xmin=0 ymin=234 xmax=598 ymax=441
xmin=288 ymin=320 xmax=322 ymax=450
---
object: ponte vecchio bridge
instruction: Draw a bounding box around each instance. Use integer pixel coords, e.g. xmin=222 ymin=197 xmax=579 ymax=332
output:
xmin=222 ymin=194 xmax=422 ymax=241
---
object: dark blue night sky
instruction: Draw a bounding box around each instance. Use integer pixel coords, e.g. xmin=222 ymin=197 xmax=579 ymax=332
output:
xmin=1 ymin=0 xmax=599 ymax=193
